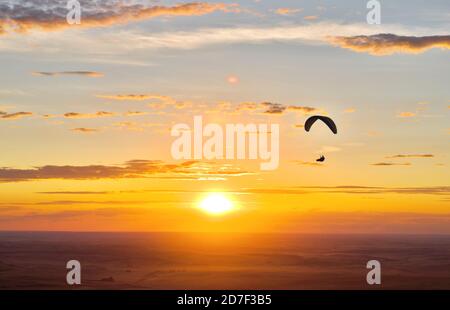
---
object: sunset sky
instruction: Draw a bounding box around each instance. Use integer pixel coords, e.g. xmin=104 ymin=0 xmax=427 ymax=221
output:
xmin=0 ymin=0 xmax=449 ymax=233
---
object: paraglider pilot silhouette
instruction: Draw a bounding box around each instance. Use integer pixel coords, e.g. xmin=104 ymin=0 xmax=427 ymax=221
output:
xmin=304 ymin=115 xmax=338 ymax=162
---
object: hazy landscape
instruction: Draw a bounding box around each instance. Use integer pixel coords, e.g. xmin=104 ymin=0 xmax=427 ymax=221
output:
xmin=1 ymin=232 xmax=449 ymax=290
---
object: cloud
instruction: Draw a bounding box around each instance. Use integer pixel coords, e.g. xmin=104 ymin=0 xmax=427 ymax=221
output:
xmin=2 ymin=20 xmax=445 ymax=56
xmin=344 ymin=108 xmax=356 ymax=113
xmin=96 ymin=94 xmax=164 ymax=101
xmin=371 ymin=162 xmax=411 ymax=166
xmin=64 ymin=111 xmax=115 ymax=119
xmin=33 ymin=185 xmax=450 ymax=198
xmin=0 ymin=160 xmax=249 ymax=183
xmin=0 ymin=1 xmax=238 ymax=35
xmin=71 ymin=127 xmax=99 ymax=133
xmin=304 ymin=15 xmax=319 ymax=21
xmin=97 ymin=93 xmax=186 ymax=109
xmin=113 ymin=121 xmax=144 ymax=132
xmin=287 ymin=106 xmax=318 ymax=114
xmin=233 ymin=101 xmax=319 ymax=115
xmin=1 ymin=111 xmax=33 ymax=119
xmin=295 ymin=185 xmax=450 ymax=196
xmin=124 ymin=111 xmax=148 ymax=117
xmin=37 ymin=191 xmax=109 ymax=195
xmin=386 ymin=154 xmax=434 ymax=159
xmin=318 ymin=146 xmax=341 ymax=153
xmin=398 ymin=111 xmax=416 ymax=118
xmin=294 ymin=161 xmax=323 ymax=167
xmin=329 ymin=34 xmax=450 ymax=56
xmin=261 ymin=102 xmax=286 ymax=114
xmin=275 ymin=8 xmax=302 ymax=16
xmin=32 ymin=71 xmax=103 ymax=77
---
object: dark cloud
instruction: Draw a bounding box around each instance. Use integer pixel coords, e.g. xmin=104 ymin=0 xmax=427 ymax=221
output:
xmin=329 ymin=33 xmax=450 ymax=56
xmin=386 ymin=154 xmax=434 ymax=159
xmin=0 ymin=160 xmax=249 ymax=183
xmin=371 ymin=162 xmax=411 ymax=166
xmin=287 ymin=106 xmax=317 ymax=114
xmin=261 ymin=102 xmax=286 ymax=114
xmin=1 ymin=111 xmax=32 ymax=119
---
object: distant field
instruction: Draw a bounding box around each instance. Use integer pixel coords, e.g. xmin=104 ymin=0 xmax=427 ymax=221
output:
xmin=0 ymin=232 xmax=449 ymax=289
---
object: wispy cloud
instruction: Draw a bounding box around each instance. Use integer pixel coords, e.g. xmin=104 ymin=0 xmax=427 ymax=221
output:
xmin=397 ymin=111 xmax=417 ymax=118
xmin=329 ymin=34 xmax=450 ymax=56
xmin=0 ymin=1 xmax=239 ymax=35
xmin=1 ymin=111 xmax=33 ymax=120
xmin=294 ymin=161 xmax=324 ymax=167
xmin=96 ymin=94 xmax=169 ymax=101
xmin=70 ymin=127 xmax=99 ymax=133
xmin=64 ymin=111 xmax=115 ymax=119
xmin=232 ymin=101 xmax=319 ymax=115
xmin=124 ymin=111 xmax=148 ymax=117
xmin=371 ymin=162 xmax=411 ymax=166
xmin=96 ymin=93 xmax=187 ymax=109
xmin=344 ymin=107 xmax=356 ymax=113
xmin=2 ymin=21 xmax=446 ymax=56
xmin=295 ymin=185 xmax=450 ymax=196
xmin=275 ymin=8 xmax=302 ymax=16
xmin=304 ymin=15 xmax=319 ymax=21
xmin=0 ymin=160 xmax=250 ymax=183
xmin=32 ymin=71 xmax=103 ymax=77
xmin=386 ymin=154 xmax=434 ymax=159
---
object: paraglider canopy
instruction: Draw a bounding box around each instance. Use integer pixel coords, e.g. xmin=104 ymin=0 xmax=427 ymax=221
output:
xmin=316 ymin=155 xmax=325 ymax=162
xmin=304 ymin=115 xmax=337 ymax=134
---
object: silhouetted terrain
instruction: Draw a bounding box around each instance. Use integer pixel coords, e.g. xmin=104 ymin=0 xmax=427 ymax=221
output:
xmin=0 ymin=232 xmax=449 ymax=289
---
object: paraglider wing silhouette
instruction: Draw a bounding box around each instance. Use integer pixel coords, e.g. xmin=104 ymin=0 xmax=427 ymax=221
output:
xmin=316 ymin=155 xmax=325 ymax=162
xmin=304 ymin=116 xmax=337 ymax=134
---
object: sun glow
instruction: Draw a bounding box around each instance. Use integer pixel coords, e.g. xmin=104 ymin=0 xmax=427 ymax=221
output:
xmin=199 ymin=193 xmax=234 ymax=215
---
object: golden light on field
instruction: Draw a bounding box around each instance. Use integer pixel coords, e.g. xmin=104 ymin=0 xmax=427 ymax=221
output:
xmin=199 ymin=193 xmax=234 ymax=215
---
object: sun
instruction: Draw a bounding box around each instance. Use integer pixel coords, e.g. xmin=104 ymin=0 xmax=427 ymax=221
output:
xmin=199 ymin=193 xmax=234 ymax=215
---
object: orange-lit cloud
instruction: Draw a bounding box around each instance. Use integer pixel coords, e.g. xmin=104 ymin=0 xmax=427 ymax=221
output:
xmin=398 ymin=111 xmax=416 ymax=118
xmin=371 ymin=162 xmax=411 ymax=166
xmin=275 ymin=8 xmax=302 ymax=16
xmin=97 ymin=94 xmax=160 ymax=101
xmin=386 ymin=154 xmax=434 ymax=159
xmin=233 ymin=101 xmax=319 ymax=115
xmin=64 ymin=111 xmax=115 ymax=119
xmin=329 ymin=34 xmax=450 ymax=56
xmin=0 ymin=2 xmax=239 ymax=35
xmin=294 ymin=161 xmax=323 ymax=167
xmin=0 ymin=160 xmax=249 ymax=183
xmin=71 ymin=127 xmax=99 ymax=133
xmin=304 ymin=15 xmax=319 ymax=21
xmin=287 ymin=105 xmax=318 ymax=114
xmin=1 ymin=111 xmax=33 ymax=120
xmin=344 ymin=107 xmax=356 ymax=113
xmin=97 ymin=94 xmax=179 ymax=107
xmin=124 ymin=111 xmax=148 ymax=116
xmin=32 ymin=71 xmax=103 ymax=77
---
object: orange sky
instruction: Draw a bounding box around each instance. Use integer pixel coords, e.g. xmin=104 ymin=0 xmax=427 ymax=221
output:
xmin=0 ymin=0 xmax=449 ymax=233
